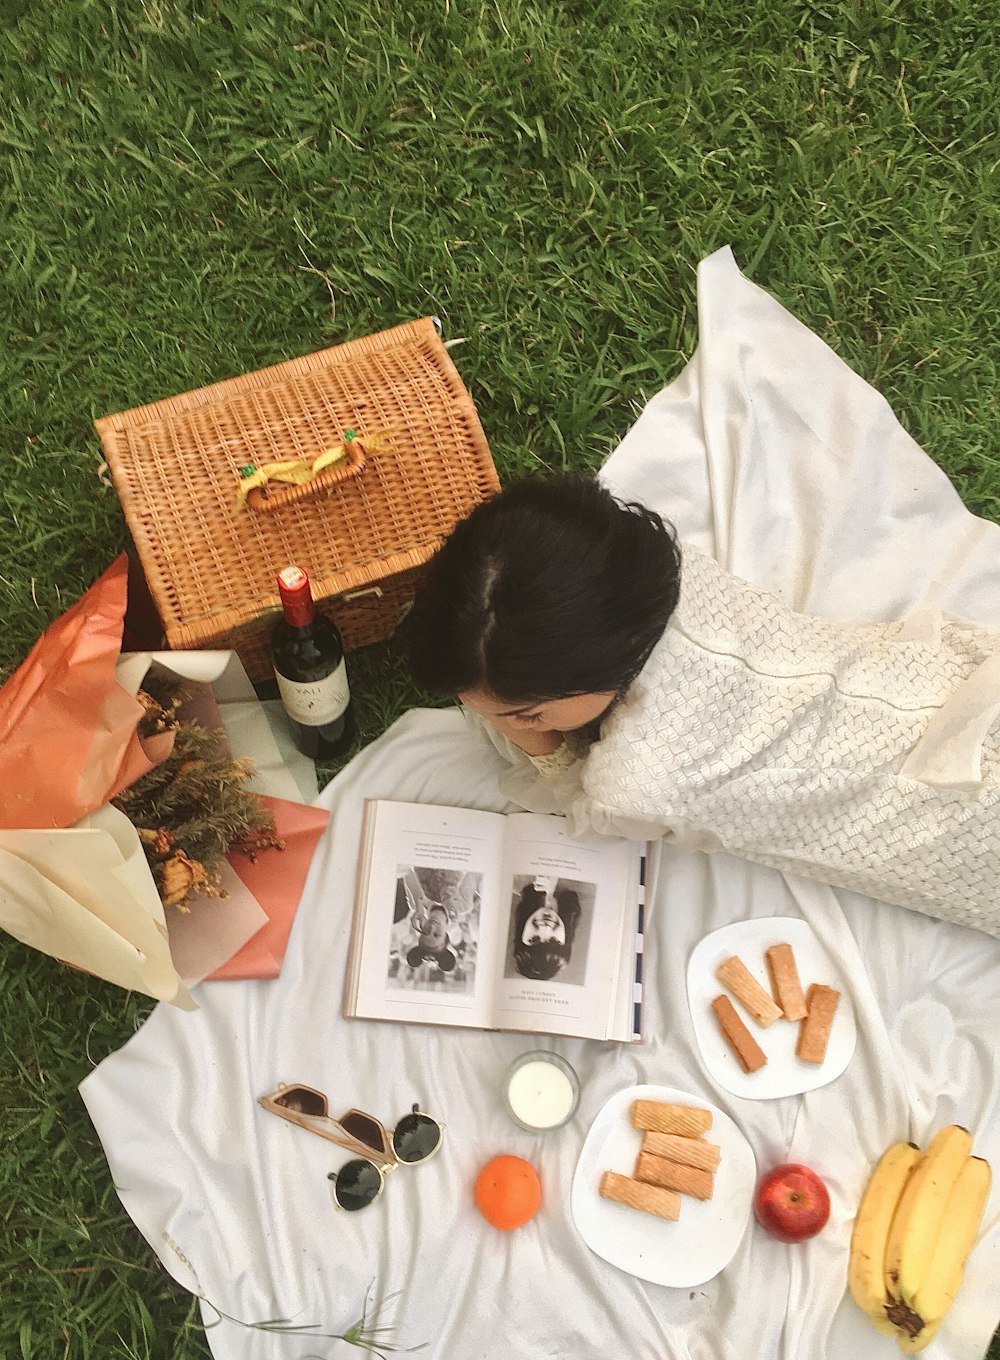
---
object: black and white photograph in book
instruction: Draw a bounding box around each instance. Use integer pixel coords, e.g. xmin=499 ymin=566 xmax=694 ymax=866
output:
xmin=388 ymin=864 xmax=481 ymax=993
xmin=502 ymin=873 xmax=595 ymax=985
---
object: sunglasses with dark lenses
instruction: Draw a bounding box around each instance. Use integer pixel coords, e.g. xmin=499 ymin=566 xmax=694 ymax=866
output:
xmin=258 ymin=1083 xmax=444 ymax=1211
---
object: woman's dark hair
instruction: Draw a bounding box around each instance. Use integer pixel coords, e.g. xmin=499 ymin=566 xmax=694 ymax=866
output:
xmin=512 ymin=884 xmax=581 ymax=982
xmin=406 ymin=474 xmax=681 ymax=702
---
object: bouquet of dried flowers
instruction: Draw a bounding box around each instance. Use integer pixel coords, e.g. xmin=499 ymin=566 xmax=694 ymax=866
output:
xmin=112 ymin=672 xmax=283 ymax=910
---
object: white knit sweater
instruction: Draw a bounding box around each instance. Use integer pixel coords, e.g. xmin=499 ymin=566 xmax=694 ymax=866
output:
xmin=483 ymin=544 xmax=1000 ymax=936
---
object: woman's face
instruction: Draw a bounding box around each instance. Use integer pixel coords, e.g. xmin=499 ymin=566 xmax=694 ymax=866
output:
xmin=522 ymin=906 xmax=565 ymax=946
xmin=459 ymin=688 xmax=617 ymax=734
xmin=418 ymin=909 xmax=449 ymax=950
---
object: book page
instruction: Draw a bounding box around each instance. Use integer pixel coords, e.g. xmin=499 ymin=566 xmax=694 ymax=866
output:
xmin=347 ymin=801 xmax=506 ymax=1028
xmin=491 ymin=813 xmax=642 ymax=1040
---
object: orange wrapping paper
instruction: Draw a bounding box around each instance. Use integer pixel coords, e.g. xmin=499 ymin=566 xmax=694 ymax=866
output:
xmin=0 ymin=554 xmax=171 ymax=830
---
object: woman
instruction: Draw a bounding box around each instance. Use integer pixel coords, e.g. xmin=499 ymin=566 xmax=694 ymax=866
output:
xmin=406 ymin=475 xmax=1000 ymax=937
xmin=512 ymin=873 xmax=582 ymax=982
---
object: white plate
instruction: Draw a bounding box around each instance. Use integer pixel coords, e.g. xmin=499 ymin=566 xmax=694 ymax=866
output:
xmin=571 ymin=1083 xmax=756 ymax=1287
xmin=687 ymin=916 xmax=857 ymax=1099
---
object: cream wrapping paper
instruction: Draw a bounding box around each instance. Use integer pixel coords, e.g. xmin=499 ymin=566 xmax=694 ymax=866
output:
xmin=0 ymin=802 xmax=191 ymax=1005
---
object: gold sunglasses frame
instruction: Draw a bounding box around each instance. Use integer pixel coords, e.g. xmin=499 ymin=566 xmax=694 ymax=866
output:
xmin=257 ymin=1082 xmax=445 ymax=1209
xmin=258 ymin=1082 xmax=397 ymax=1164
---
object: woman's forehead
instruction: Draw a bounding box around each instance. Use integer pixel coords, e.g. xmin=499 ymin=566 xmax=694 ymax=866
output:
xmin=459 ymin=687 xmax=539 ymax=715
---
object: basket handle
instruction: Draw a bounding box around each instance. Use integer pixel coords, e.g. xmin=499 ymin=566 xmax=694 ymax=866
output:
xmin=236 ymin=429 xmax=387 ymax=515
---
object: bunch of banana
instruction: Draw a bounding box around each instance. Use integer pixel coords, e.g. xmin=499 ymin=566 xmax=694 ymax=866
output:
xmin=848 ymin=1125 xmax=992 ymax=1352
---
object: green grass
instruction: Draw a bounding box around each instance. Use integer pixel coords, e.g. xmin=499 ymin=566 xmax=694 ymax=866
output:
xmin=1 ymin=1 xmax=999 ymax=1355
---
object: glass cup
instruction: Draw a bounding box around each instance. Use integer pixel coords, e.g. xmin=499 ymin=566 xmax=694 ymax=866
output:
xmin=503 ymin=1050 xmax=580 ymax=1132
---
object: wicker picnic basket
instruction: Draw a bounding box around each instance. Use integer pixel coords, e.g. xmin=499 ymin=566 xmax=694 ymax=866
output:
xmin=96 ymin=318 xmax=500 ymax=680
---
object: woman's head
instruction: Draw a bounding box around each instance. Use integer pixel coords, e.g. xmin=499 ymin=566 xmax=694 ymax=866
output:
xmin=512 ymin=882 xmax=582 ymax=981
xmin=406 ymin=474 xmax=681 ymax=708
xmin=416 ymin=904 xmax=450 ymax=951
xmin=407 ymin=904 xmax=456 ymax=971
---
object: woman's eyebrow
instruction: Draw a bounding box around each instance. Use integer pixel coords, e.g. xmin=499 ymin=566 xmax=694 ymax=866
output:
xmin=497 ymin=704 xmax=539 ymax=718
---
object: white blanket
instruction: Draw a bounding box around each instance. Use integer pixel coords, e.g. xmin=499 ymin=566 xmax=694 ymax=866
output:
xmin=80 ymin=248 xmax=1000 ymax=1360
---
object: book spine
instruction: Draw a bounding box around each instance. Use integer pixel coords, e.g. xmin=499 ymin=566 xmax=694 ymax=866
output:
xmin=632 ymin=851 xmax=647 ymax=1042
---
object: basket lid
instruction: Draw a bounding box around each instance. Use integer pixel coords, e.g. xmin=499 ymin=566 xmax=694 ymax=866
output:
xmin=95 ymin=317 xmax=499 ymax=651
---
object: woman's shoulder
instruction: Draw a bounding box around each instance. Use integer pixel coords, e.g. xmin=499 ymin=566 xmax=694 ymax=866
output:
xmin=673 ymin=542 xmax=835 ymax=644
xmin=669 ymin=543 xmax=999 ymax=709
xmin=670 ymin=542 xmax=914 ymax=682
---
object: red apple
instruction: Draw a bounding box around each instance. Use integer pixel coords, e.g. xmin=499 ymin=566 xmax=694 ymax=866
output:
xmin=753 ymin=1163 xmax=830 ymax=1243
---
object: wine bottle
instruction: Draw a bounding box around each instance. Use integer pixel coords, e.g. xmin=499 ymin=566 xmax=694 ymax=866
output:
xmin=272 ymin=565 xmax=353 ymax=760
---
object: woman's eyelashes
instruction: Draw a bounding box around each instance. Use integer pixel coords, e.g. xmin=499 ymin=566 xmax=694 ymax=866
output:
xmin=514 ymin=712 xmax=544 ymax=725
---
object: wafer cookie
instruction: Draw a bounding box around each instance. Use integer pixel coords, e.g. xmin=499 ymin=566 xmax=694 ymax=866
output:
xmin=631 ymin=1099 xmax=712 ymax=1137
xmin=642 ymin=1130 xmax=721 ymax=1171
xmin=635 ymin=1151 xmax=715 ymax=1201
xmin=710 ymin=994 xmax=767 ymax=1073
xmin=765 ymin=942 xmax=808 ymax=1021
xmin=716 ymin=954 xmax=783 ymax=1027
xmin=599 ymin=1170 xmax=681 ymax=1221
xmin=796 ymin=983 xmax=840 ymax=1064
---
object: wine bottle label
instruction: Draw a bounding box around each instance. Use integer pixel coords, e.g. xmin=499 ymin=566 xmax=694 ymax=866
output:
xmin=275 ymin=661 xmax=350 ymax=726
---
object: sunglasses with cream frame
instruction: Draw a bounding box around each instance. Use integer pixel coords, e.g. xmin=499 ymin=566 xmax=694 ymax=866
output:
xmin=258 ymin=1082 xmax=444 ymax=1210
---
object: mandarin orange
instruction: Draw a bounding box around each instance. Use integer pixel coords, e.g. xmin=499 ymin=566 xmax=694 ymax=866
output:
xmin=473 ymin=1154 xmax=542 ymax=1231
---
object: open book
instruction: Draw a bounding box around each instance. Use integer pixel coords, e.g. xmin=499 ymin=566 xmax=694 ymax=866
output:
xmin=344 ymin=800 xmax=647 ymax=1042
